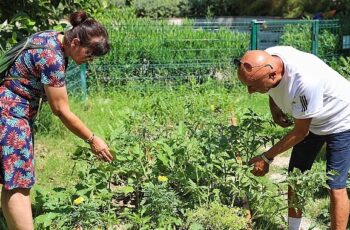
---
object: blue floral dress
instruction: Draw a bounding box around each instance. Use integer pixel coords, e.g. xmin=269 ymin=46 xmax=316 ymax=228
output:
xmin=0 ymin=31 xmax=66 ymax=189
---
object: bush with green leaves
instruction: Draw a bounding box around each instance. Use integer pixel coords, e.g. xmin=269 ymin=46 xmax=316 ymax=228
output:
xmin=286 ymin=164 xmax=330 ymax=213
xmin=32 ymin=81 xmax=285 ymax=228
xmin=34 ymin=148 xmax=117 ymax=229
xmin=122 ymin=181 xmax=183 ymax=229
xmin=31 ymin=80 xmax=336 ymax=228
xmin=329 ymin=56 xmax=350 ymax=79
xmin=279 ymin=23 xmax=312 ymax=52
xmin=318 ymin=28 xmax=340 ymax=58
xmin=157 ymin=0 xmax=340 ymax=18
xmin=0 ymin=0 xmax=111 ymax=49
xmin=186 ymin=202 xmax=248 ymax=230
xmin=132 ymin=0 xmax=190 ymax=18
xmin=279 ymin=21 xmax=340 ymax=58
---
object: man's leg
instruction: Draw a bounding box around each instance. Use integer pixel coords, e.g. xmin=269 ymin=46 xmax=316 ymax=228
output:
xmin=288 ymin=186 xmax=303 ymax=230
xmin=288 ymin=132 xmax=325 ymax=229
xmin=326 ymin=130 xmax=350 ymax=230
xmin=329 ymin=188 xmax=349 ymax=230
xmin=288 ymin=186 xmax=302 ymax=217
xmin=1 ymin=187 xmax=33 ymax=230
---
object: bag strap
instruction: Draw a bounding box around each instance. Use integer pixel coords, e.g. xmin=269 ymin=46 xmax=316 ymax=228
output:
xmin=0 ymin=32 xmax=55 ymax=120
xmin=0 ymin=32 xmax=52 ymax=82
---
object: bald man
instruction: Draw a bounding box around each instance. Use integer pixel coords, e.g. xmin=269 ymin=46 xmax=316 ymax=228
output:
xmin=236 ymin=46 xmax=350 ymax=230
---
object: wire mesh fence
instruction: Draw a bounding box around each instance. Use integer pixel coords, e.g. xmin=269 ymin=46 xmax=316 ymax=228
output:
xmin=251 ymin=19 xmax=341 ymax=59
xmin=64 ymin=19 xmax=344 ymax=93
xmin=0 ymin=18 xmax=345 ymax=98
xmin=65 ymin=60 xmax=87 ymax=100
xmin=341 ymin=19 xmax=350 ymax=54
xmin=88 ymin=20 xmax=250 ymax=87
xmin=319 ymin=20 xmax=341 ymax=59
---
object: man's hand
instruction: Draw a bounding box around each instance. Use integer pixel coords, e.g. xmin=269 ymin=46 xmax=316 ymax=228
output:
xmin=269 ymin=96 xmax=293 ymax=128
xmin=272 ymin=110 xmax=293 ymax=128
xmin=248 ymin=155 xmax=270 ymax=176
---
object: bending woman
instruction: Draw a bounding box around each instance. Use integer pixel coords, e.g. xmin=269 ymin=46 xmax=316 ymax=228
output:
xmin=0 ymin=11 xmax=113 ymax=229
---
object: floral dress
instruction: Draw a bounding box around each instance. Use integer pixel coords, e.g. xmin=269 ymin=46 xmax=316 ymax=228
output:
xmin=0 ymin=31 xmax=66 ymax=189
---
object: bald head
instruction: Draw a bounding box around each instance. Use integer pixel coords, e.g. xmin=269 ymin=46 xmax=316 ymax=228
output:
xmin=241 ymin=50 xmax=272 ymax=67
xmin=236 ymin=50 xmax=284 ymax=94
xmin=237 ymin=50 xmax=275 ymax=81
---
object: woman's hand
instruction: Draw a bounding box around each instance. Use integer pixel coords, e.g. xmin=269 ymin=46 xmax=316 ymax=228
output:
xmin=89 ymin=135 xmax=113 ymax=163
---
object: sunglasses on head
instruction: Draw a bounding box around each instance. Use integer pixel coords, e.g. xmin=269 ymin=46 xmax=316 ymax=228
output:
xmin=232 ymin=58 xmax=273 ymax=72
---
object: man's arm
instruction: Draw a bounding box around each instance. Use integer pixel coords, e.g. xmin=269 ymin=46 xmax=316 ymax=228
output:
xmin=249 ymin=118 xmax=311 ymax=176
xmin=269 ymin=96 xmax=293 ymax=128
xmin=264 ymin=118 xmax=311 ymax=159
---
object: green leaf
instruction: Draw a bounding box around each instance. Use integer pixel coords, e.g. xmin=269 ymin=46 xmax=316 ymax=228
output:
xmin=189 ymin=223 xmax=204 ymax=230
xmin=34 ymin=212 xmax=60 ymax=228
xmin=118 ymin=186 xmax=134 ymax=195
xmin=116 ymin=155 xmax=127 ymax=161
xmin=27 ymin=20 xmax=36 ymax=26
xmin=157 ymin=153 xmax=169 ymax=167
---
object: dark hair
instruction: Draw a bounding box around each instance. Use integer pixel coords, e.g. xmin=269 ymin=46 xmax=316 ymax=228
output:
xmin=64 ymin=11 xmax=110 ymax=56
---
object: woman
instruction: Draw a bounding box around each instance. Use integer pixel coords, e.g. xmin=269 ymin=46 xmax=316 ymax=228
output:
xmin=0 ymin=11 xmax=113 ymax=229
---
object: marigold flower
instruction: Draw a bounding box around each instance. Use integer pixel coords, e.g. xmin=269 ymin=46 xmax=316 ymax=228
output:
xmin=73 ymin=196 xmax=85 ymax=205
xmin=158 ymin=175 xmax=168 ymax=182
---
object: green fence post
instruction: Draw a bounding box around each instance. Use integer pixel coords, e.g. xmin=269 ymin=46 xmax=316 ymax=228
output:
xmin=251 ymin=20 xmax=259 ymax=50
xmin=80 ymin=64 xmax=87 ymax=101
xmin=312 ymin=20 xmax=320 ymax=56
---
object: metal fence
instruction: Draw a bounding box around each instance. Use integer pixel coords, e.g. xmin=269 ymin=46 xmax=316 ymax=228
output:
xmin=342 ymin=20 xmax=350 ymax=52
xmin=68 ymin=19 xmax=344 ymax=95
xmin=65 ymin=60 xmax=87 ymax=100
xmin=250 ymin=19 xmax=341 ymax=59
xmin=89 ymin=20 xmax=250 ymax=84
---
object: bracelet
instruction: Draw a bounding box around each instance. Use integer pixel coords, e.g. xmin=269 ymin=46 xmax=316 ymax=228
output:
xmin=85 ymin=133 xmax=95 ymax=144
xmin=260 ymin=152 xmax=273 ymax=164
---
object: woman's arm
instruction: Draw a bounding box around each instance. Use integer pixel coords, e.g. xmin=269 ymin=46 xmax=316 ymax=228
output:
xmin=44 ymin=85 xmax=113 ymax=162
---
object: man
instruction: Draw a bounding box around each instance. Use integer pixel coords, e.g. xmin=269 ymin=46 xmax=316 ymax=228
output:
xmin=235 ymin=46 xmax=350 ymax=230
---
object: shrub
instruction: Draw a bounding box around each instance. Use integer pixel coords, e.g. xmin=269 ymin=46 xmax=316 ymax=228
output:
xmin=132 ymin=0 xmax=190 ymax=18
xmin=33 ymin=82 xmax=287 ymax=229
xmin=186 ymin=202 xmax=249 ymax=230
xmin=280 ymin=23 xmax=312 ymax=52
xmin=329 ymin=56 xmax=350 ymax=79
xmin=0 ymin=0 xmax=111 ymax=49
xmin=279 ymin=21 xmax=340 ymax=58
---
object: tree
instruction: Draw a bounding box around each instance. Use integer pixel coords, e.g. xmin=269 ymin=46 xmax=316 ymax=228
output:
xmin=0 ymin=0 xmax=108 ymax=49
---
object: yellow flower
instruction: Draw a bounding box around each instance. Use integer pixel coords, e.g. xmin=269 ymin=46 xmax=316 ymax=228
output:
xmin=73 ymin=196 xmax=85 ymax=205
xmin=210 ymin=104 xmax=215 ymax=112
xmin=158 ymin=175 xmax=168 ymax=182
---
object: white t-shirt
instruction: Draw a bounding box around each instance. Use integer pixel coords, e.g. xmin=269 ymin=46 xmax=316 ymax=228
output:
xmin=266 ymin=46 xmax=350 ymax=135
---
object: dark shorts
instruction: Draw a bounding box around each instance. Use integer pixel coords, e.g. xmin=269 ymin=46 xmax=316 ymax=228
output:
xmin=289 ymin=130 xmax=350 ymax=189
